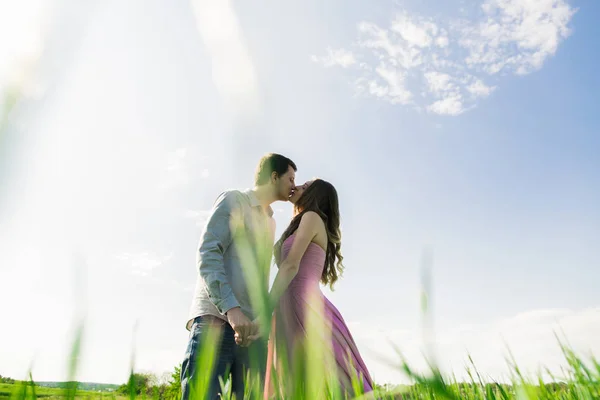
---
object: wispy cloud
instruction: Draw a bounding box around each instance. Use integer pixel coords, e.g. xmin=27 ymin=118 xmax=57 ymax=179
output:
xmin=311 ymin=47 xmax=356 ymax=68
xmin=159 ymin=148 xmax=189 ymax=189
xmin=352 ymin=307 xmax=600 ymax=384
xmin=158 ymin=148 xmax=211 ymax=189
xmin=312 ymin=0 xmax=575 ymax=116
xmin=467 ymin=79 xmax=496 ymax=98
xmin=116 ymin=252 xmax=173 ymax=277
xmin=183 ymin=209 xmax=212 ymax=227
xmin=461 ymin=0 xmax=575 ymax=75
xmin=166 ymin=148 xmax=186 ymax=173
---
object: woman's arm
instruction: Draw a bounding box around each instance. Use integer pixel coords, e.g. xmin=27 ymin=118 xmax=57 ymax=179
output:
xmin=241 ymin=212 xmax=323 ymax=345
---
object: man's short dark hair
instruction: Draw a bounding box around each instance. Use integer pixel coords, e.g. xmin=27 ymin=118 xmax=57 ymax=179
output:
xmin=254 ymin=153 xmax=297 ymax=186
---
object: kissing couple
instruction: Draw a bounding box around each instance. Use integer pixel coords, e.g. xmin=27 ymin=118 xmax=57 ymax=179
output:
xmin=181 ymin=153 xmax=374 ymax=399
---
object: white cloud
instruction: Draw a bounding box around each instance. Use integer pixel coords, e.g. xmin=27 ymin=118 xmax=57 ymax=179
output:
xmin=160 ymin=148 xmax=189 ymax=188
xmin=390 ymin=13 xmax=439 ymax=48
xmin=166 ymin=148 xmax=186 ymax=172
xmin=435 ymin=35 xmax=450 ymax=48
xmin=424 ymin=72 xmax=466 ymax=115
xmin=467 ymin=79 xmax=496 ymax=98
xmin=427 ymin=94 xmax=465 ymax=116
xmin=351 ymin=307 xmax=600 ymax=384
xmin=314 ymin=0 xmax=575 ymax=116
xmin=183 ymin=209 xmax=212 ymax=227
xmin=372 ymin=64 xmax=412 ymax=105
xmin=159 ymin=150 xmax=211 ymax=189
xmin=311 ymin=47 xmax=356 ymax=68
xmin=116 ymin=252 xmax=173 ymax=277
xmin=462 ymin=0 xmax=576 ymax=75
xmin=358 ymin=20 xmax=425 ymax=70
xmin=424 ymin=71 xmax=454 ymax=94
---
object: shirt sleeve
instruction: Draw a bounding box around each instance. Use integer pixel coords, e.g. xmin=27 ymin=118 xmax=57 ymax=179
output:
xmin=197 ymin=191 xmax=241 ymax=315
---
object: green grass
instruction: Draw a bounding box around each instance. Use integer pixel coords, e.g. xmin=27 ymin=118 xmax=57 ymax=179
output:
xmin=3 ymin=342 xmax=599 ymax=400
xmin=0 ymin=383 xmax=121 ymax=400
xmin=4 ymin=242 xmax=598 ymax=399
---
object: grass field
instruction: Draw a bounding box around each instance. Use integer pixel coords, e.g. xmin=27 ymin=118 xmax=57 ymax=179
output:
xmin=2 ymin=248 xmax=597 ymax=399
xmin=2 ymin=337 xmax=598 ymax=399
xmin=0 ymin=383 xmax=122 ymax=400
xmin=2 ymin=281 xmax=598 ymax=399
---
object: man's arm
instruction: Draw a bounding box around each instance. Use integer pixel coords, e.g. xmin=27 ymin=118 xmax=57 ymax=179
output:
xmin=198 ymin=191 xmax=242 ymax=315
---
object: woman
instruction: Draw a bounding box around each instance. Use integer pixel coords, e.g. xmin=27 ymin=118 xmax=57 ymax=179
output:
xmin=263 ymin=178 xmax=374 ymax=398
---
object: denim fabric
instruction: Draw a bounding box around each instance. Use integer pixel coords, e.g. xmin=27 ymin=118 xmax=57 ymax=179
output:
xmin=181 ymin=316 xmax=267 ymax=400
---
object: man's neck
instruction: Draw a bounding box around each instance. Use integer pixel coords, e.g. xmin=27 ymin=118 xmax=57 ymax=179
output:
xmin=252 ymin=185 xmax=277 ymax=211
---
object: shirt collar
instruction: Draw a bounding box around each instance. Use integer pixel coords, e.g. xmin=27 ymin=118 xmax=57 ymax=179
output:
xmin=244 ymin=189 xmax=274 ymax=217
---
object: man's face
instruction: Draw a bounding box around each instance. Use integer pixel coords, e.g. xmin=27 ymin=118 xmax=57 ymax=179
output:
xmin=275 ymin=165 xmax=296 ymax=201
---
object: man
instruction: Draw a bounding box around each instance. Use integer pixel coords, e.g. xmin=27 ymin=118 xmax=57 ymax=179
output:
xmin=181 ymin=153 xmax=297 ymax=400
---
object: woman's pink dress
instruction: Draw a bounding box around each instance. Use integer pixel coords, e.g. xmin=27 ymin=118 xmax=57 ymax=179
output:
xmin=264 ymin=234 xmax=374 ymax=397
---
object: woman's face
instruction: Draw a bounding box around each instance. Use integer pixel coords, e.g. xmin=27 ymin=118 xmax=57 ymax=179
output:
xmin=289 ymin=180 xmax=314 ymax=204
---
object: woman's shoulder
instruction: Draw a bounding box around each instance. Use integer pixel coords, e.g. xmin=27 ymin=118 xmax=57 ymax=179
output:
xmin=300 ymin=210 xmax=323 ymax=223
xmin=299 ymin=212 xmax=327 ymax=248
xmin=299 ymin=211 xmax=326 ymax=234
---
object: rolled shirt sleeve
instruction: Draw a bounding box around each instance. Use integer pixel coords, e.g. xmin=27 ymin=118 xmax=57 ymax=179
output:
xmin=197 ymin=191 xmax=242 ymax=315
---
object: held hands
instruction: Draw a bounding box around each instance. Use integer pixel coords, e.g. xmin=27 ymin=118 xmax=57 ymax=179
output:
xmin=236 ymin=317 xmax=266 ymax=346
xmin=227 ymin=307 xmax=261 ymax=347
xmin=233 ymin=320 xmax=261 ymax=347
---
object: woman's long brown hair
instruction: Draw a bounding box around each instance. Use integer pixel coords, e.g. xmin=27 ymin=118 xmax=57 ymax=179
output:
xmin=274 ymin=179 xmax=344 ymax=289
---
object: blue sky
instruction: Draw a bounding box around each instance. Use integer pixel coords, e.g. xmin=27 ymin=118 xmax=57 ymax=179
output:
xmin=0 ymin=0 xmax=599 ymax=385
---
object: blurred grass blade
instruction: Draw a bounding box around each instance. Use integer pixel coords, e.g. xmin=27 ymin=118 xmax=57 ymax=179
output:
xmin=189 ymin=323 xmax=222 ymax=399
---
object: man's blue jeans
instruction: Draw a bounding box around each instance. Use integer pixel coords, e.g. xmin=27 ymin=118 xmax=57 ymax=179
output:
xmin=180 ymin=316 xmax=267 ymax=400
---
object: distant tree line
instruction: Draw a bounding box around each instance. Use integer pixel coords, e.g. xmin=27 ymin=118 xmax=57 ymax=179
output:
xmin=0 ymin=375 xmax=16 ymax=384
xmin=116 ymin=365 xmax=181 ymax=400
